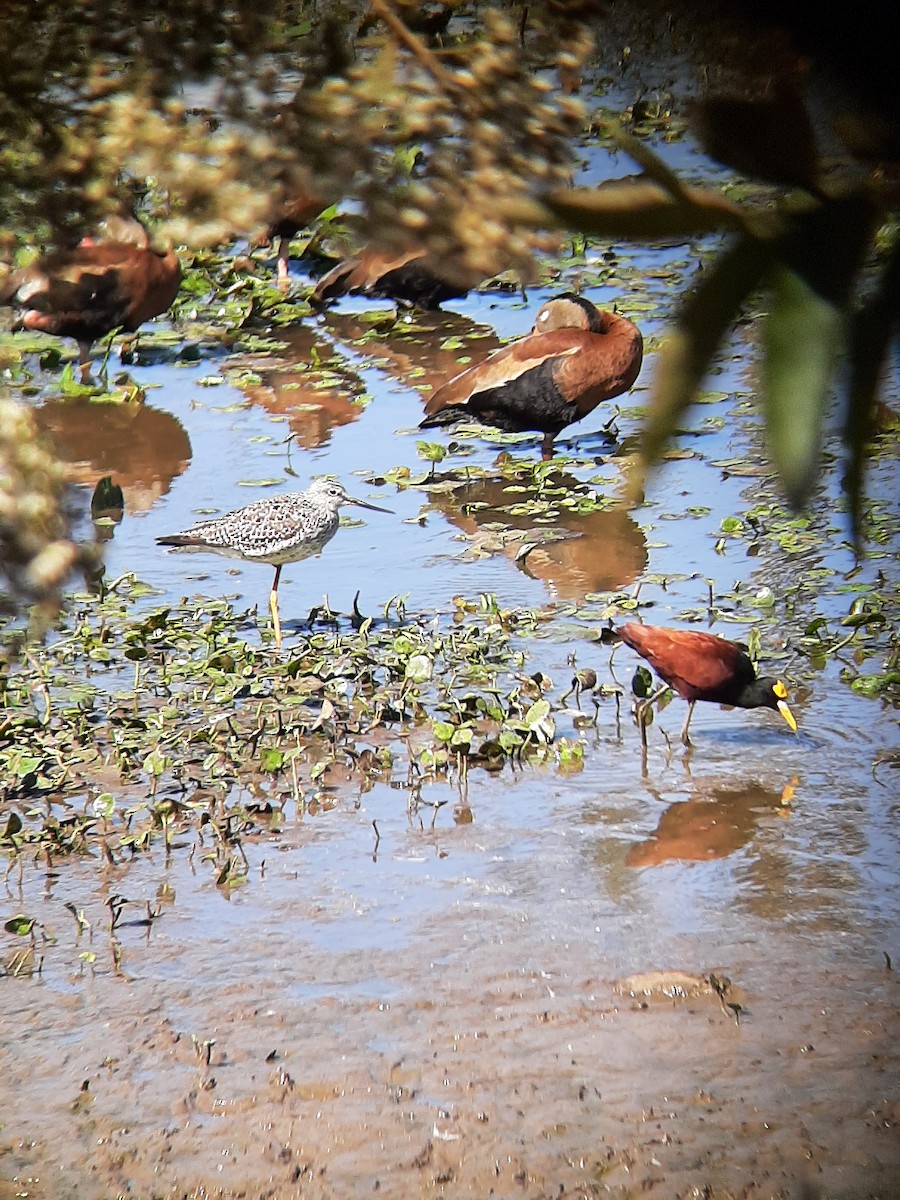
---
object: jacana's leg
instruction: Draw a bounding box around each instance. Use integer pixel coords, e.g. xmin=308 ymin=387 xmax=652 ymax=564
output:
xmin=680 ymin=700 xmax=696 ymax=747
xmin=269 ymin=564 xmax=283 ymax=648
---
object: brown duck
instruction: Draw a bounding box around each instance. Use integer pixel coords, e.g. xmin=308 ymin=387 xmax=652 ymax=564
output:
xmin=419 ymin=293 xmax=643 ymax=458
xmin=4 ymin=218 xmax=181 ymax=379
xmin=311 ymin=245 xmax=468 ymax=310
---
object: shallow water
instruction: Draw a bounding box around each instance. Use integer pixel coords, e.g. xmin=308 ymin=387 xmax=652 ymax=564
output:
xmin=3 ymin=114 xmax=900 ymax=1200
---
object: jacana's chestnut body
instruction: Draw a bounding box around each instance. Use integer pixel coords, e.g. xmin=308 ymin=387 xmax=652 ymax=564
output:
xmin=5 ymin=224 xmax=180 ymax=377
xmin=619 ymin=622 xmax=797 ymax=745
xmin=419 ymin=293 xmax=642 ymax=458
xmin=311 ymin=246 xmax=467 ymax=310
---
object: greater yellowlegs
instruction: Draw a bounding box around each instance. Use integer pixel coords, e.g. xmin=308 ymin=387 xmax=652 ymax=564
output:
xmin=157 ymin=478 xmax=391 ymax=647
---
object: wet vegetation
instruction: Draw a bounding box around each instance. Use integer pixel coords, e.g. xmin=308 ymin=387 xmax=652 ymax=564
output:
xmin=2 ymin=516 xmax=896 ymax=879
xmin=1 ymin=4 xmax=899 ymax=1196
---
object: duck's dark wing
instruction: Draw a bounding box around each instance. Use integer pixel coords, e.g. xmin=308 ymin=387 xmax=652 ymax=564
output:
xmin=422 ymin=331 xmax=581 ymax=416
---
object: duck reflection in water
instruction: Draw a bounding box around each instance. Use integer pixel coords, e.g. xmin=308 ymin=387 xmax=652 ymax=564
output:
xmin=233 ymin=325 xmax=366 ymax=451
xmin=319 ymin=308 xmax=504 ymax=396
xmin=425 ymin=469 xmax=647 ymax=603
xmin=32 ymin=397 xmax=192 ymax=536
xmin=625 ymin=776 xmax=799 ymax=868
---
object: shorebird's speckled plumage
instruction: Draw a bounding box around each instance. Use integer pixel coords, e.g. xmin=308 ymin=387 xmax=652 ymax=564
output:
xmin=157 ymin=478 xmax=391 ymax=646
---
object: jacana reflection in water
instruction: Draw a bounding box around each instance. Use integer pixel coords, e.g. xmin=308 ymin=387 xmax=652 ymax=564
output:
xmin=33 ymin=398 xmax=192 ymax=518
xmin=421 ymin=293 xmax=643 ymax=458
xmin=625 ymin=777 xmax=798 ymax=868
xmin=426 ymin=471 xmax=647 ymax=602
xmin=234 ymin=325 xmax=365 ymax=451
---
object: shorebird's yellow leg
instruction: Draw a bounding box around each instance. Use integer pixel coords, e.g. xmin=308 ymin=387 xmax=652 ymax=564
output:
xmin=269 ymin=564 xmax=283 ymax=648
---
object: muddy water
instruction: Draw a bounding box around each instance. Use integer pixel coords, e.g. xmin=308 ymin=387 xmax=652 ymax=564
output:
xmin=4 ymin=140 xmax=900 ymax=1200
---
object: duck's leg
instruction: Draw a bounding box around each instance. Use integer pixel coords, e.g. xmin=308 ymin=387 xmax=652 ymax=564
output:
xmin=77 ymin=341 xmax=93 ymax=382
xmin=276 ymin=239 xmax=291 ymax=289
xmin=269 ymin=563 xmax=283 ymax=648
xmin=540 ymin=431 xmax=556 ymax=460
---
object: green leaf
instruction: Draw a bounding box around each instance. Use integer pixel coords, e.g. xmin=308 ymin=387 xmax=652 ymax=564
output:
xmin=693 ymin=88 xmax=820 ymax=192
xmin=498 ymin=729 xmax=523 ymax=752
xmin=450 ymin=726 xmax=474 ymax=750
xmin=259 ymin=748 xmax=284 ymax=772
xmin=844 ymin=233 xmax=900 ymax=550
xmin=1 ymin=812 xmax=23 ymax=840
xmin=779 ymin=192 xmax=877 ymax=309
xmin=4 ymin=914 xmax=35 ymax=936
xmin=633 ymin=234 xmax=771 ymax=498
xmin=432 ymin=721 xmax=455 ymax=743
xmin=415 ymin=441 xmax=447 ymax=465
xmin=763 ymin=266 xmax=841 ymax=507
xmin=143 ymin=749 xmax=169 ymax=777
xmin=523 ymin=699 xmax=551 ymax=728
xmin=13 ymin=755 xmax=41 ymax=778
xmin=631 ymin=666 xmax=654 ymax=698
xmin=91 ymin=476 xmax=124 ymax=513
xmin=404 ymin=654 xmax=433 ymax=684
xmin=58 ymin=363 xmax=103 ymax=396
xmin=93 ymin=794 xmax=116 ymax=820
xmin=523 ymin=699 xmax=555 ymax=744
xmin=850 ymin=673 xmax=900 ymax=697
xmin=541 ymin=181 xmax=746 ymax=240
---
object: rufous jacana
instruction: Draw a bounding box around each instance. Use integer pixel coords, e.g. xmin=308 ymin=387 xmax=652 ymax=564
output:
xmin=311 ymin=245 xmax=468 ymax=310
xmin=618 ymin=622 xmax=798 ymax=747
xmin=4 ymin=218 xmax=181 ymax=380
xmin=419 ymin=292 xmax=643 ymax=458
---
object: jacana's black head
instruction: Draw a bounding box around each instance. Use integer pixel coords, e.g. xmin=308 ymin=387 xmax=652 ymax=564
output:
xmin=744 ymin=676 xmax=797 ymax=730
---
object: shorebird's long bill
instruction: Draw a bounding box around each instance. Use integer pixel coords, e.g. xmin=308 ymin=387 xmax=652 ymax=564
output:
xmin=348 ymin=496 xmax=393 ymax=513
